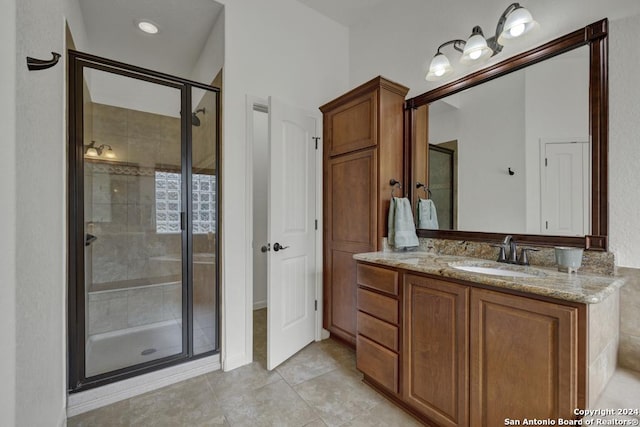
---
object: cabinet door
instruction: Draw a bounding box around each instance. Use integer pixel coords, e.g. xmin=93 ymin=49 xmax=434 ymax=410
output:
xmin=324 ymin=149 xmax=377 ymax=343
xmin=470 ymin=288 xmax=579 ymax=426
xmin=326 ymin=91 xmax=377 ymax=157
xmin=403 ymin=274 xmax=469 ymax=427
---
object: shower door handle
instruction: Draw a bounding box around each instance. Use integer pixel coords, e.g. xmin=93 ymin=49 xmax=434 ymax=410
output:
xmin=85 ymin=233 xmax=97 ymax=247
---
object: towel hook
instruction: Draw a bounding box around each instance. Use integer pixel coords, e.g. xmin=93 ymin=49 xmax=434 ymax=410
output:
xmin=390 ymin=179 xmax=402 ymax=198
xmin=416 ymin=182 xmax=432 ymax=199
xmin=26 ymin=52 xmax=61 ymax=71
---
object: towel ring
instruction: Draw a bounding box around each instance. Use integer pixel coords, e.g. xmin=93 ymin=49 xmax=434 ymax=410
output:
xmin=390 ymin=179 xmax=402 ymax=198
xmin=416 ymin=182 xmax=432 ymax=199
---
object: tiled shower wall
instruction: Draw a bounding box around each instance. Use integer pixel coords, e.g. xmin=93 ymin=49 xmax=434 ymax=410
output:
xmin=85 ymin=99 xmax=217 ymax=341
xmin=87 ymin=102 xmax=182 ymax=286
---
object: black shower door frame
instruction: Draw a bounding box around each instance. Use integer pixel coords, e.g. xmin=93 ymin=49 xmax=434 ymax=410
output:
xmin=67 ymin=50 xmax=221 ymax=392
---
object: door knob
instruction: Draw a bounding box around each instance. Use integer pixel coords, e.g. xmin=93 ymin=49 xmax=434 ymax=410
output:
xmin=261 ymin=244 xmax=270 ymax=253
xmin=273 ymin=242 xmax=289 ymax=252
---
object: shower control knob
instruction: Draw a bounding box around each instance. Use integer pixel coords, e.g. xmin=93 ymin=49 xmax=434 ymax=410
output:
xmin=273 ymin=242 xmax=289 ymax=252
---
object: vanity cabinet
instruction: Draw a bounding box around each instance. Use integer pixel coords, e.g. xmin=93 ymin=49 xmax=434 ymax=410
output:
xmin=470 ymin=288 xmax=578 ymax=426
xmin=403 ymin=274 xmax=469 ymax=427
xmin=320 ymin=77 xmax=408 ymax=345
xmin=355 ymin=261 xmax=584 ymax=427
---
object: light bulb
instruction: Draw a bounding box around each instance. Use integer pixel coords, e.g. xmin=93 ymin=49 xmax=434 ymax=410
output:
xmin=104 ymin=148 xmax=116 ymax=159
xmin=461 ymin=27 xmax=493 ymax=64
xmin=509 ymin=23 xmax=526 ymax=37
xmin=426 ymin=52 xmax=453 ymax=81
xmin=498 ymin=6 xmax=537 ymax=44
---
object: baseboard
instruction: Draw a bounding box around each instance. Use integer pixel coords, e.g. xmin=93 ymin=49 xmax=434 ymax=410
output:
xmin=66 ymin=354 xmax=220 ymax=418
xmin=59 ymin=406 xmax=67 ymax=427
xmin=253 ymin=300 xmax=267 ymax=310
xmin=223 ymin=352 xmax=252 ymax=372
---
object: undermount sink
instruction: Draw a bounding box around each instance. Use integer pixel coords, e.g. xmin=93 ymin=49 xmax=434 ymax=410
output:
xmin=449 ymin=262 xmax=546 ymax=278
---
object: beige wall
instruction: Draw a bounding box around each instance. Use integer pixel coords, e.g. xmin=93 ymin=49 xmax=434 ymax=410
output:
xmin=617 ymin=268 xmax=640 ymax=372
xmin=0 ymin=0 xmax=17 ymax=423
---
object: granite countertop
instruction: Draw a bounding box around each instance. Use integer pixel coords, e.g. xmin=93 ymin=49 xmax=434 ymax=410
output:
xmin=353 ymin=251 xmax=626 ymax=304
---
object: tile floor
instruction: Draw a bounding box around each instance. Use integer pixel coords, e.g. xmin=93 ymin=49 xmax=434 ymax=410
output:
xmin=68 ymin=309 xmax=640 ymax=426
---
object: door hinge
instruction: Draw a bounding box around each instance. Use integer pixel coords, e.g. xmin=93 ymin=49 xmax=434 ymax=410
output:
xmin=545 ymin=221 xmax=549 ymax=230
xmin=314 ymin=300 xmax=318 ymax=311
xmin=312 ymin=136 xmax=320 ymax=149
xmin=315 ymin=219 xmax=318 ymax=230
xmin=180 ymin=212 xmax=186 ymax=230
xmin=545 ymin=158 xmax=548 ymax=167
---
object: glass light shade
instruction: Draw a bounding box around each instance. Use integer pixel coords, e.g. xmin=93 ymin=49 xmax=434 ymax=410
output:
xmin=460 ymin=33 xmax=493 ymax=64
xmin=104 ymin=147 xmax=117 ymax=159
xmin=498 ymin=6 xmax=537 ymax=44
xmin=426 ymin=53 xmax=453 ymax=81
xmin=85 ymin=147 xmax=99 ymax=157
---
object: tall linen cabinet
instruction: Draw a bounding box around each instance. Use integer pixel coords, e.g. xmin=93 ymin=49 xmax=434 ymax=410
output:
xmin=320 ymin=76 xmax=408 ymax=345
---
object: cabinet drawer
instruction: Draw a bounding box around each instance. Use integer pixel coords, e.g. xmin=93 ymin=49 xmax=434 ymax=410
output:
xmin=356 ymin=335 xmax=398 ymax=393
xmin=357 ymin=288 xmax=398 ymax=324
xmin=357 ymin=263 xmax=398 ymax=295
xmin=357 ymin=311 xmax=398 ymax=351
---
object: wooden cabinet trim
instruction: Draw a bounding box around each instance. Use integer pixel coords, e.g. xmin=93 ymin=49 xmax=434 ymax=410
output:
xmin=320 ymin=76 xmax=409 ymax=113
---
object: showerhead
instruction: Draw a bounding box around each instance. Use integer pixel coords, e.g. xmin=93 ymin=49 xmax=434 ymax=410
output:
xmin=191 ymin=108 xmax=206 ymax=127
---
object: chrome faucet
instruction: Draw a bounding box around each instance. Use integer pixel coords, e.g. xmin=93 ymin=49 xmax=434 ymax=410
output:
xmin=492 ymin=235 xmax=539 ymax=265
xmin=504 ymin=235 xmax=518 ymax=264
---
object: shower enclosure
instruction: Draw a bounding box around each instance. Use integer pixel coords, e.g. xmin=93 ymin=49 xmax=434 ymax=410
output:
xmin=67 ymin=51 xmax=220 ymax=391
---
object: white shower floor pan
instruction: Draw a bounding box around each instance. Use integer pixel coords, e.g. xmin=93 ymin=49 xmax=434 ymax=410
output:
xmin=85 ymin=319 xmax=183 ymax=377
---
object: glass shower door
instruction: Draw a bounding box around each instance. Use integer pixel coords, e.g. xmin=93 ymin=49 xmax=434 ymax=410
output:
xmin=82 ymin=67 xmax=186 ymax=377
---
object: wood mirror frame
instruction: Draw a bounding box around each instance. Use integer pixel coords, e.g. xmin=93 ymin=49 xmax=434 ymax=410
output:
xmin=405 ymin=19 xmax=608 ymax=251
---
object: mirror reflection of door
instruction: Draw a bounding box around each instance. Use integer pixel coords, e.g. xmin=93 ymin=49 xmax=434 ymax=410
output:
xmin=540 ymin=140 xmax=590 ymax=236
xmin=428 ymin=143 xmax=456 ymax=230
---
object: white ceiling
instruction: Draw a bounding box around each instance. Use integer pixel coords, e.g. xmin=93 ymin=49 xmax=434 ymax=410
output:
xmin=297 ymin=0 xmax=640 ymax=29
xmin=296 ymin=0 xmax=388 ymax=26
xmin=78 ymin=0 xmax=223 ymax=78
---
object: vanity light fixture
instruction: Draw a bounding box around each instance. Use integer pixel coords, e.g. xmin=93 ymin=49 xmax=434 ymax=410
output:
xmin=85 ymin=141 xmax=117 ymax=159
xmin=136 ymin=19 xmax=159 ymax=35
xmin=425 ymin=3 xmax=537 ymax=81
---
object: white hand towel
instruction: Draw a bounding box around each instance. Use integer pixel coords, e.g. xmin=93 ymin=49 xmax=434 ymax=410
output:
xmin=417 ymin=198 xmax=439 ymax=229
xmin=388 ymin=197 xmax=419 ymax=248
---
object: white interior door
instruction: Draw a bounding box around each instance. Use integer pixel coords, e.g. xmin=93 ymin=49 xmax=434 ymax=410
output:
xmin=267 ymin=97 xmax=318 ymax=370
xmin=541 ymin=141 xmax=590 ymax=236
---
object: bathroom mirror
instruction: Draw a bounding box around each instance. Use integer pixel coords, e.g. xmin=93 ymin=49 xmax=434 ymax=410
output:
xmin=407 ymin=19 xmax=608 ymax=250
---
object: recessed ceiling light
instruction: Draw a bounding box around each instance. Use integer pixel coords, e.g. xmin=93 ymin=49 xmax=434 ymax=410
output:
xmin=137 ymin=20 xmax=159 ymax=34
